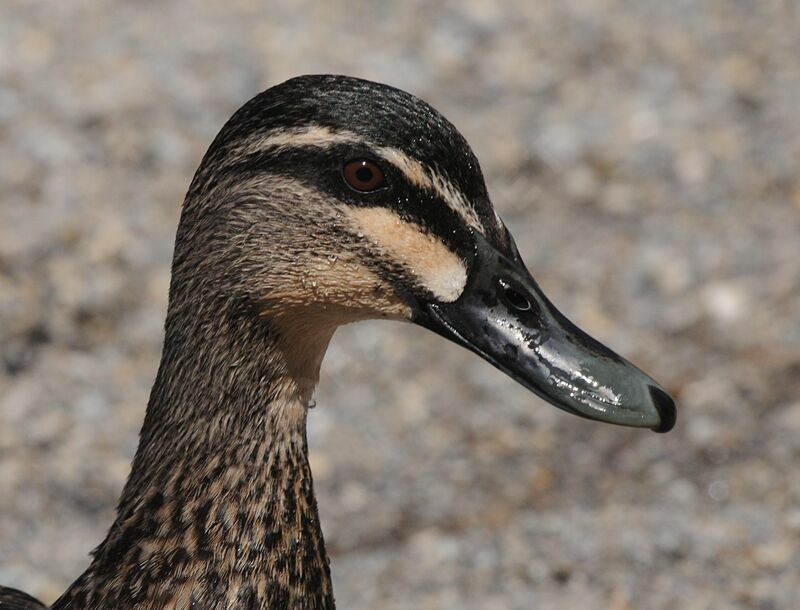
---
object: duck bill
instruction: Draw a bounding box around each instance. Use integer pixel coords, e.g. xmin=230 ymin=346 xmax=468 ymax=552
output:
xmin=414 ymin=232 xmax=676 ymax=433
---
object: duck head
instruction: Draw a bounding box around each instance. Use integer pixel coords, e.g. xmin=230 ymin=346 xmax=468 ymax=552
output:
xmin=179 ymin=74 xmax=675 ymax=432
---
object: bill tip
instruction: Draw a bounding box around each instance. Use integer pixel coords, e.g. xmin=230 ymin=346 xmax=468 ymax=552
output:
xmin=649 ymin=385 xmax=677 ymax=433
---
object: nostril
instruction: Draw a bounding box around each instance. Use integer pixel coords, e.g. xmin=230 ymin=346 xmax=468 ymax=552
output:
xmin=497 ymin=278 xmax=532 ymax=312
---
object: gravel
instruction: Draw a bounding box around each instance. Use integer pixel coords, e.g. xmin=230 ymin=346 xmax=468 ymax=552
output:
xmin=1 ymin=1 xmax=799 ymax=607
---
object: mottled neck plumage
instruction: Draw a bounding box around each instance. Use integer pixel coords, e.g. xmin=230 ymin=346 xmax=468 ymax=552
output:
xmin=53 ymin=295 xmax=336 ymax=610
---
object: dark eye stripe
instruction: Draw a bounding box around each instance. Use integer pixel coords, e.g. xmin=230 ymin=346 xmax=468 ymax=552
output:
xmin=206 ymin=144 xmax=476 ymax=261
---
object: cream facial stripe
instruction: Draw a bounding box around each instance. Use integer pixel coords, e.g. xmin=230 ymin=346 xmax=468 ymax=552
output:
xmin=374 ymin=145 xmax=484 ymax=231
xmin=344 ymin=206 xmax=468 ymax=303
xmin=240 ymin=125 xmax=486 ymax=233
xmin=239 ymin=125 xmax=358 ymax=154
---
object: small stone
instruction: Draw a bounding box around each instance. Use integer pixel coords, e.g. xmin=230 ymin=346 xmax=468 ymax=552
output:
xmin=702 ymin=282 xmax=749 ymax=324
xmin=753 ymin=542 xmax=795 ymax=569
xmin=707 ymin=480 xmax=730 ymax=502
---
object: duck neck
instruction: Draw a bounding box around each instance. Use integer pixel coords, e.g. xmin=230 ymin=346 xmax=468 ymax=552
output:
xmin=54 ymin=296 xmax=337 ymax=610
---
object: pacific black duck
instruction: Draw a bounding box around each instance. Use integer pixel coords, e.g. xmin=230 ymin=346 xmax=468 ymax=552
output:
xmin=0 ymin=75 xmax=675 ymax=610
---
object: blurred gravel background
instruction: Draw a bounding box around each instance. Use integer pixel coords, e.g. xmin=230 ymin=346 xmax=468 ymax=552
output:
xmin=1 ymin=1 xmax=799 ymax=608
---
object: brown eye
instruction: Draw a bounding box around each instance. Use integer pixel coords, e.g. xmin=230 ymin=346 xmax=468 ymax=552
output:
xmin=342 ymin=159 xmax=386 ymax=192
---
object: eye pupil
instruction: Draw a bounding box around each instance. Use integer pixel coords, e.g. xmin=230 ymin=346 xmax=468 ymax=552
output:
xmin=355 ymin=166 xmax=373 ymax=183
xmin=343 ymin=159 xmax=386 ymax=192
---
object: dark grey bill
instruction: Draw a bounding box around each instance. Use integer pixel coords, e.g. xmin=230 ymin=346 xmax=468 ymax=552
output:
xmin=414 ymin=232 xmax=676 ymax=433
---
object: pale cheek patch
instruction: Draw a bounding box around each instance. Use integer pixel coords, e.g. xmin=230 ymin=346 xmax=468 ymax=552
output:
xmin=345 ymin=207 xmax=468 ymax=302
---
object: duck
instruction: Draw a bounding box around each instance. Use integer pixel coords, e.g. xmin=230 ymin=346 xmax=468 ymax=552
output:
xmin=0 ymin=74 xmax=675 ymax=610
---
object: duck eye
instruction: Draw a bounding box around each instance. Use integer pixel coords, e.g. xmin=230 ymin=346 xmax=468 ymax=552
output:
xmin=342 ymin=159 xmax=386 ymax=192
